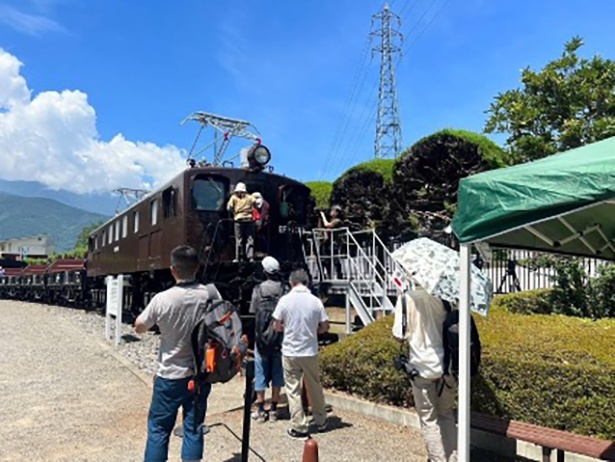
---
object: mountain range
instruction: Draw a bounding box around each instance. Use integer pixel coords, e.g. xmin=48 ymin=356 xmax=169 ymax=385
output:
xmin=0 ymin=190 xmax=109 ymax=253
xmin=0 ymin=179 xmax=117 ymax=216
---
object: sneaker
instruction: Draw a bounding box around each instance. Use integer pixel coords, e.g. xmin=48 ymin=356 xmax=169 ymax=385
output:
xmin=269 ymin=410 xmax=278 ymax=422
xmin=316 ymin=420 xmax=328 ymax=433
xmin=251 ymin=410 xmax=267 ymax=423
xmin=287 ymin=428 xmax=309 ymax=440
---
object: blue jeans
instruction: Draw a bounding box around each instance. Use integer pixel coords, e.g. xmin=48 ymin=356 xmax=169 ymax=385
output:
xmin=144 ymin=376 xmax=212 ymax=462
xmin=254 ymin=347 xmax=284 ymax=392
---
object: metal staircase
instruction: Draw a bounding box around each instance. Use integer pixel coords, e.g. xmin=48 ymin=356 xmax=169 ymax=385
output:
xmin=304 ymin=228 xmax=404 ymax=333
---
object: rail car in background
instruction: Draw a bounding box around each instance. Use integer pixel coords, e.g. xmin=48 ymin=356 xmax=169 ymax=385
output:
xmin=0 ymin=259 xmax=86 ymax=304
xmin=47 ymin=259 xmax=87 ymax=305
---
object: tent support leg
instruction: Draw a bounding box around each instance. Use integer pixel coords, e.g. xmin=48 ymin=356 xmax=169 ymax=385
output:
xmin=458 ymin=244 xmax=472 ymax=462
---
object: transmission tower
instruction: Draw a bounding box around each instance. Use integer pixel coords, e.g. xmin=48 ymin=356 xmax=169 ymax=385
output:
xmin=371 ymin=3 xmax=403 ymax=159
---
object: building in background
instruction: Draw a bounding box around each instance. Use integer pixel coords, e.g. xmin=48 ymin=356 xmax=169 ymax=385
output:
xmin=0 ymin=235 xmax=54 ymax=260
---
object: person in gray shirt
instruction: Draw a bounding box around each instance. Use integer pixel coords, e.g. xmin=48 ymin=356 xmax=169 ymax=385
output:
xmin=135 ymin=245 xmax=220 ymax=462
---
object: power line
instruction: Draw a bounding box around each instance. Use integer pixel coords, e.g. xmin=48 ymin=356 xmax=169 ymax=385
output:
xmin=401 ymin=0 xmax=451 ymax=56
xmin=338 ymin=0 xmax=451 ymax=171
xmin=320 ymin=36 xmax=372 ymax=179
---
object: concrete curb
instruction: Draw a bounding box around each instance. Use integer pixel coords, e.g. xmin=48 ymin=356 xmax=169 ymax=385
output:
xmin=324 ymin=390 xmax=600 ymax=462
xmin=96 ymin=339 xmax=154 ymax=388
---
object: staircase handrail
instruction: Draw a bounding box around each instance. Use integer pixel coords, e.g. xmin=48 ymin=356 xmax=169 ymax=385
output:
xmin=372 ymin=231 xmax=407 ymax=289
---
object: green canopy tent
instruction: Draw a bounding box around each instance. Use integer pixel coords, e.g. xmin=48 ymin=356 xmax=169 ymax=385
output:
xmin=451 ymin=136 xmax=615 ymax=462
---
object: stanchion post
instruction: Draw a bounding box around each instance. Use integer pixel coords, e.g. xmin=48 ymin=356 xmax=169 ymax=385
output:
xmin=302 ymin=438 xmax=319 ymax=462
xmin=241 ymin=357 xmax=255 ymax=462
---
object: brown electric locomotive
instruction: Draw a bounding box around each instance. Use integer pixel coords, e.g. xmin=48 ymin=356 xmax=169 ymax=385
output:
xmin=86 ymin=155 xmax=313 ymax=321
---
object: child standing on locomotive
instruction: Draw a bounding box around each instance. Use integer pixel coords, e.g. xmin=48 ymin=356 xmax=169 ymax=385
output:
xmin=227 ymin=182 xmax=256 ymax=262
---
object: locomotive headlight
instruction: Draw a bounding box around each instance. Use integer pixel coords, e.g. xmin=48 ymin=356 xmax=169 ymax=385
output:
xmin=247 ymin=143 xmax=271 ymax=170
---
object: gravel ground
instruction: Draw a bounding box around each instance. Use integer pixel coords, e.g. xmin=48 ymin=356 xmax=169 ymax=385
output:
xmin=53 ymin=305 xmax=161 ymax=377
xmin=0 ymin=300 xmax=520 ymax=462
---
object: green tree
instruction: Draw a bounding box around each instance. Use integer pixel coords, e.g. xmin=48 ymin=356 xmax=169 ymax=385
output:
xmin=74 ymin=221 xmax=103 ymax=254
xmin=305 ymin=181 xmax=333 ymax=209
xmin=485 ymin=37 xmax=615 ymax=162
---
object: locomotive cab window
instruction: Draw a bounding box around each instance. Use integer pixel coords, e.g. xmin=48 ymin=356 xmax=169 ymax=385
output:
xmin=192 ymin=176 xmax=227 ymax=211
xmin=162 ymin=187 xmax=176 ymax=219
xmin=279 ymin=185 xmax=308 ymax=222
xmin=134 ymin=210 xmax=140 ymax=233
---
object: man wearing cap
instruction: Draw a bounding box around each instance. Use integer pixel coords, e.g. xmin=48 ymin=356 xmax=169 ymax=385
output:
xmin=252 ymin=192 xmax=270 ymax=254
xmin=249 ymin=256 xmax=286 ymax=422
xmin=227 ymin=182 xmax=256 ymax=262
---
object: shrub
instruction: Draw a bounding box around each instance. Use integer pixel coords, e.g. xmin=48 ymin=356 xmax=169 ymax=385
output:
xmin=305 ymin=181 xmax=333 ymax=210
xmin=320 ymin=310 xmax=615 ymax=440
xmin=390 ymin=129 xmax=506 ymax=238
xmin=491 ymin=289 xmax=552 ymax=315
xmin=521 ymin=255 xmax=615 ymax=319
xmin=590 ymin=264 xmax=615 ymax=318
xmin=330 ymin=159 xmax=395 ymax=236
xmin=320 ymin=315 xmax=414 ymax=407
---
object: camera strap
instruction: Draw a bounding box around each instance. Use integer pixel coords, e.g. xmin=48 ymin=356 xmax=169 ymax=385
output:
xmin=401 ymin=292 xmax=408 ymax=339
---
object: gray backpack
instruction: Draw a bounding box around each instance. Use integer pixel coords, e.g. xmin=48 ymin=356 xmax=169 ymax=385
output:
xmin=191 ymin=299 xmax=248 ymax=384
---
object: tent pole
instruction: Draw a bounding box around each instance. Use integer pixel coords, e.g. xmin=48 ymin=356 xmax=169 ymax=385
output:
xmin=458 ymin=244 xmax=472 ymax=462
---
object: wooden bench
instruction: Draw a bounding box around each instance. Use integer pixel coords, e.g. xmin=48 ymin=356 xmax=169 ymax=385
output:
xmin=472 ymin=413 xmax=615 ymax=461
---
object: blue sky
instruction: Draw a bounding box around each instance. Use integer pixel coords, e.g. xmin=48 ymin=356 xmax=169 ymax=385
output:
xmin=0 ymin=0 xmax=614 ymax=192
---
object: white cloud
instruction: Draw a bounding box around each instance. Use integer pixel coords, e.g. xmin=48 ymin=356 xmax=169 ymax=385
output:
xmin=0 ymin=4 xmax=65 ymax=36
xmin=0 ymin=49 xmax=187 ymax=194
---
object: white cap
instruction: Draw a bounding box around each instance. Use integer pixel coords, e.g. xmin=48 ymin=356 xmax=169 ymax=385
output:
xmin=252 ymin=192 xmax=262 ymax=199
xmin=234 ymin=182 xmax=247 ymax=193
xmin=262 ymin=256 xmax=280 ymax=274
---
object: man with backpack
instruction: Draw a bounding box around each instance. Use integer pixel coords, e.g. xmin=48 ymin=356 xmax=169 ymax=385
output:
xmin=134 ymin=245 xmax=221 ymax=462
xmin=392 ymin=287 xmax=459 ymax=462
xmin=249 ymin=256 xmax=286 ymax=423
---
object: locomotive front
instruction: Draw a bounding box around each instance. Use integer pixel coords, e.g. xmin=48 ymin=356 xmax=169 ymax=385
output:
xmin=186 ymin=164 xmax=313 ymax=316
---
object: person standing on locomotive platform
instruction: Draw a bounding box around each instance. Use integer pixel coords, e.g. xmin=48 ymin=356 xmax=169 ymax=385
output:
xmin=252 ymin=192 xmax=270 ymax=254
xmin=273 ymin=269 xmax=330 ymax=440
xmin=134 ymin=245 xmax=221 ymax=462
xmin=249 ymin=256 xmax=286 ymax=423
xmin=227 ymin=182 xmax=256 ymax=262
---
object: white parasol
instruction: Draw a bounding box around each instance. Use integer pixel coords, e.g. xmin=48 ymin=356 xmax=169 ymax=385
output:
xmin=392 ymin=237 xmax=492 ymax=316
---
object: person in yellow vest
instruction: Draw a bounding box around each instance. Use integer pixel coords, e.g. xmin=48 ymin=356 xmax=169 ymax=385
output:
xmin=227 ymin=182 xmax=256 ymax=262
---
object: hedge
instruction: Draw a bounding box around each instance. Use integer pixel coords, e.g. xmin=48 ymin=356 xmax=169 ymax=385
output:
xmin=320 ymin=309 xmax=615 ymax=440
xmin=491 ymin=289 xmax=553 ymax=315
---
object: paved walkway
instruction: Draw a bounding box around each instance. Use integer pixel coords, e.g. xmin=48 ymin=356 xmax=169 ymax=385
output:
xmin=0 ymin=301 xmax=434 ymax=461
xmin=0 ymin=301 xmax=518 ymax=462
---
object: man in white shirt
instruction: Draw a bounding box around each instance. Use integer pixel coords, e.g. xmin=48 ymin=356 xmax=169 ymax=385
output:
xmin=134 ymin=245 xmax=221 ymax=462
xmin=273 ymin=269 xmax=329 ymax=440
xmin=393 ymin=288 xmax=458 ymax=462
